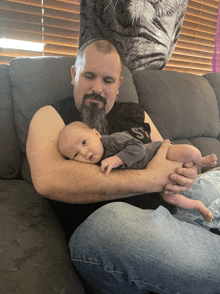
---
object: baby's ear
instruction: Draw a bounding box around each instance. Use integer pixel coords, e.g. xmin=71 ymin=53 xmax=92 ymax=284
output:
xmin=92 ymin=129 xmax=101 ymax=139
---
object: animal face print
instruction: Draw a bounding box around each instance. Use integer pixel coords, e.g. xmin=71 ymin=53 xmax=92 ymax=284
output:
xmin=79 ymin=0 xmax=188 ymax=71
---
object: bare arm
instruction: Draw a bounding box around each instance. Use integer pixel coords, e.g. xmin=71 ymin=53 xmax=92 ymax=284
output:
xmin=144 ymin=111 xmax=163 ymax=141
xmin=26 ymin=106 xmax=182 ymax=204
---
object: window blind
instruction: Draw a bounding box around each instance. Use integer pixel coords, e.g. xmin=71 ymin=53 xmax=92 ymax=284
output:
xmin=0 ymin=0 xmax=80 ymax=64
xmin=0 ymin=0 xmax=219 ymax=75
xmin=165 ymin=0 xmax=219 ymax=75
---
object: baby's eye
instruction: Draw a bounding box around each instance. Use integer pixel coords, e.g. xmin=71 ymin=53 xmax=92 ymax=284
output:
xmin=82 ymin=140 xmax=86 ymax=145
xmin=73 ymin=152 xmax=78 ymax=160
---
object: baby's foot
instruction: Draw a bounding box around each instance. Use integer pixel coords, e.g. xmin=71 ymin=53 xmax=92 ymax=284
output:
xmin=201 ymin=154 xmax=217 ymax=167
xmin=197 ymin=202 xmax=213 ymax=222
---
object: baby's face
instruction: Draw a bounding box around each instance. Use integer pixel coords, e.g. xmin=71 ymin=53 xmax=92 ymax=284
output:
xmin=63 ymin=128 xmax=104 ymax=164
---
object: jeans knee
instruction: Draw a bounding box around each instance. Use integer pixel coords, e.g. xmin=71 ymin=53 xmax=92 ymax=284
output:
xmin=69 ymin=202 xmax=156 ymax=261
xmin=93 ymin=201 xmax=132 ymax=219
xmin=69 ymin=203 xmax=125 ymax=262
xmin=70 ymin=202 xmax=133 ymax=242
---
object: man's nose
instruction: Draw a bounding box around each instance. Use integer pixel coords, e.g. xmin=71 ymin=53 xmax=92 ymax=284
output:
xmin=92 ymin=79 xmax=103 ymax=94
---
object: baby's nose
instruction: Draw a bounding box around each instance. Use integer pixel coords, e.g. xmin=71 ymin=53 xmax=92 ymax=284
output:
xmin=82 ymin=149 xmax=88 ymax=157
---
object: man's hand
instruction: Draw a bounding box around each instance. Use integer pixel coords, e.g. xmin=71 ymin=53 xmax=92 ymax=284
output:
xmin=163 ymin=161 xmax=197 ymax=196
xmin=101 ymin=155 xmax=124 ymax=176
xmin=145 ymin=140 xmax=183 ymax=192
xmin=146 ymin=140 xmax=197 ymax=195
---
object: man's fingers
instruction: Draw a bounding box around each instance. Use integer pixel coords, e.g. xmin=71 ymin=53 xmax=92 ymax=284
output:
xmin=169 ymin=174 xmax=192 ymax=187
xmin=164 ymin=164 xmax=198 ymax=193
xmin=164 ymin=175 xmax=195 ymax=193
xmin=176 ymin=165 xmax=197 ymax=180
xmin=183 ymin=161 xmax=194 ymax=168
xmin=162 ymin=189 xmax=175 ymax=196
xmin=164 ymin=183 xmax=188 ymax=194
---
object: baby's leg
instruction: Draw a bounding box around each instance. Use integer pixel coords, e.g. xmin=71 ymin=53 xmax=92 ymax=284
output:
xmin=162 ymin=193 xmax=213 ymax=222
xmin=167 ymin=144 xmax=217 ymax=167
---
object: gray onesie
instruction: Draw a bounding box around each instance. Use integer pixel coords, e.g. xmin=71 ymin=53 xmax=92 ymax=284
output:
xmin=100 ymin=131 xmax=162 ymax=169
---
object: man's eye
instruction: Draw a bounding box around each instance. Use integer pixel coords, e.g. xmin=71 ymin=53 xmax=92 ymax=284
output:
xmin=104 ymin=78 xmax=114 ymax=84
xmin=84 ymin=74 xmax=93 ymax=79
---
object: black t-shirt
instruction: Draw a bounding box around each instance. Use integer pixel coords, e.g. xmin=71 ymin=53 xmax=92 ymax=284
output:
xmin=49 ymin=97 xmax=163 ymax=239
xmin=53 ymin=96 xmax=152 ymax=144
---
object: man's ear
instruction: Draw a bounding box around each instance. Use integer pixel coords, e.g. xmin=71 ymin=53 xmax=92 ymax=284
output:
xmin=92 ymin=129 xmax=101 ymax=139
xmin=71 ymin=66 xmax=76 ymax=85
xmin=117 ymin=77 xmax=123 ymax=95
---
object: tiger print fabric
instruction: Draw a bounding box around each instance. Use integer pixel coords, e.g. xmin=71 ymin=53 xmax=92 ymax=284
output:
xmin=79 ymin=0 xmax=188 ymax=71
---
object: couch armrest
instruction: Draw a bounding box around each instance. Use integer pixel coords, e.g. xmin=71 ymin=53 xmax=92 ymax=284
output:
xmin=1 ymin=179 xmax=85 ymax=294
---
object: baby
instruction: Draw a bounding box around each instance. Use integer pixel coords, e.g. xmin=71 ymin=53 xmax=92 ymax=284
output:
xmin=58 ymin=121 xmax=217 ymax=222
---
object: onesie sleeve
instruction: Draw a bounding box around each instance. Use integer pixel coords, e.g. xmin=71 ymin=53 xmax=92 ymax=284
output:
xmin=102 ymin=132 xmax=146 ymax=167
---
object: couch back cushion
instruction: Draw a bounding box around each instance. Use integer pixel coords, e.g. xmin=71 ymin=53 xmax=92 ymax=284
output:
xmin=0 ymin=64 xmax=21 ymax=179
xmin=132 ymin=70 xmax=220 ymax=140
xmin=10 ymin=56 xmax=75 ymax=152
xmin=203 ymin=72 xmax=220 ymax=120
xmin=10 ymin=56 xmax=139 ymax=153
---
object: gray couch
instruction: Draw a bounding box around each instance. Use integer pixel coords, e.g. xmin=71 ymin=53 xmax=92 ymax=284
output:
xmin=1 ymin=56 xmax=220 ymax=294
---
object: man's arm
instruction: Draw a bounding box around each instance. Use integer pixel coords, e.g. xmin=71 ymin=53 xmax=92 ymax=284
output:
xmin=144 ymin=111 xmax=163 ymax=142
xmin=26 ymin=106 xmax=184 ymax=204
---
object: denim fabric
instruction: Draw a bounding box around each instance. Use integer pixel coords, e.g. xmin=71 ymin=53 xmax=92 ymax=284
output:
xmin=69 ymin=203 xmax=220 ymax=294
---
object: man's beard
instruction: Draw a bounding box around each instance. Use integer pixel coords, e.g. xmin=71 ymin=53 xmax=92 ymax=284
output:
xmin=80 ymin=93 xmax=109 ymax=135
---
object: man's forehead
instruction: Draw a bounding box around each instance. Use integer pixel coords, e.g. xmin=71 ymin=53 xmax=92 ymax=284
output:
xmin=82 ymin=46 xmax=121 ymax=75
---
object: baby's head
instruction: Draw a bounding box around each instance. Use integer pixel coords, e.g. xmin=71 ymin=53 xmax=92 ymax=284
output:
xmin=58 ymin=121 xmax=104 ymax=164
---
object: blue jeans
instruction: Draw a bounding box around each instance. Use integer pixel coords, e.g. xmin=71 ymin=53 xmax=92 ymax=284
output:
xmin=69 ymin=203 xmax=220 ymax=294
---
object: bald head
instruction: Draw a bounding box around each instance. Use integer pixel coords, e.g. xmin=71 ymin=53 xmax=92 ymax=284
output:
xmin=75 ymin=39 xmax=123 ymax=74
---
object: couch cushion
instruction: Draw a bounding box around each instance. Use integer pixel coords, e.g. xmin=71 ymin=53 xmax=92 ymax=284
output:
xmin=0 ymin=179 xmax=85 ymax=294
xmin=10 ymin=57 xmax=138 ymax=153
xmin=118 ymin=65 xmax=139 ymax=103
xmin=0 ymin=64 xmax=21 ymax=179
xmin=203 ymin=72 xmax=220 ymax=122
xmin=132 ymin=70 xmax=220 ymax=140
xmin=10 ymin=56 xmax=76 ymax=152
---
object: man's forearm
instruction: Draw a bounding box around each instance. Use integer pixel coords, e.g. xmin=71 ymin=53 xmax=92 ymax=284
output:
xmin=38 ymin=159 xmax=161 ymax=204
xmin=30 ymin=139 xmax=184 ymax=205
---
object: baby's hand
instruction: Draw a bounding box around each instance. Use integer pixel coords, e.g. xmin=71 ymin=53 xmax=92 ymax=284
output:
xmin=101 ymin=155 xmax=124 ymax=176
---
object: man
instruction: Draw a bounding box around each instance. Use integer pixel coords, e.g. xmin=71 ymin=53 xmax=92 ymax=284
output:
xmin=26 ymin=39 xmax=220 ymax=293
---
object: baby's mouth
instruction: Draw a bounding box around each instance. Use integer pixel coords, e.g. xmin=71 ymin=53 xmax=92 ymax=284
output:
xmin=87 ymin=154 xmax=93 ymax=161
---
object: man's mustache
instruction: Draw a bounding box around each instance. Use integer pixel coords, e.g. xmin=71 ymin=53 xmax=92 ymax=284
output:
xmin=82 ymin=93 xmax=107 ymax=105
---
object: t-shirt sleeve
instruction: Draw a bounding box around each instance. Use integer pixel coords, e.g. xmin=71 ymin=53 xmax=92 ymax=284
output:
xmin=52 ymin=97 xmax=81 ymax=125
xmin=108 ymin=102 xmax=152 ymax=144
